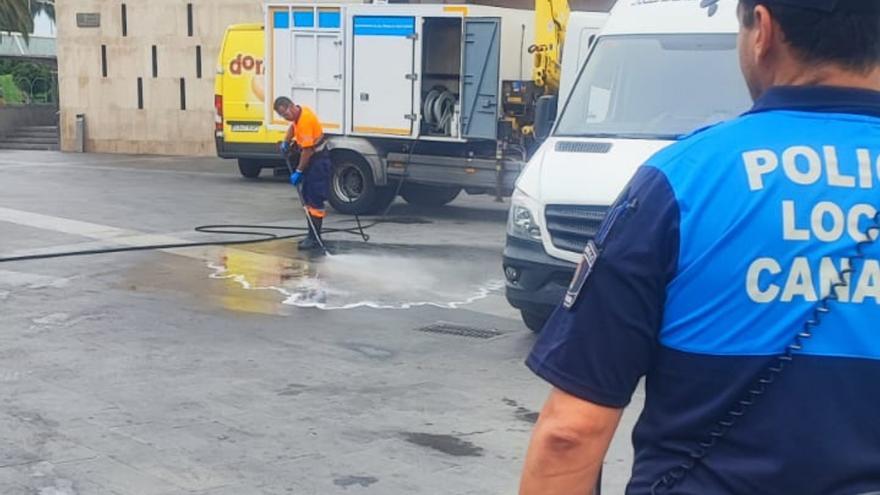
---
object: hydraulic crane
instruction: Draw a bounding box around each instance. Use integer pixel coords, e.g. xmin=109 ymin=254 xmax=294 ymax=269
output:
xmin=503 ymin=0 xmax=571 ymax=143
xmin=530 ymin=0 xmax=571 ymax=95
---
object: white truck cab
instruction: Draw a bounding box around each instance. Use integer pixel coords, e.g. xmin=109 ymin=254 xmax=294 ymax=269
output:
xmin=504 ymin=0 xmax=753 ymax=332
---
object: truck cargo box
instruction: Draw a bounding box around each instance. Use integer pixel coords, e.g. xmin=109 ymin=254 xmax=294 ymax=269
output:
xmin=265 ymin=3 xmax=534 ymax=143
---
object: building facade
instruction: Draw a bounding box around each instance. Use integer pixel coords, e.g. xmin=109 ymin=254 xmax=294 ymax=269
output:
xmin=57 ymin=0 xmax=613 ymax=156
xmin=57 ymin=0 xmax=265 ymax=155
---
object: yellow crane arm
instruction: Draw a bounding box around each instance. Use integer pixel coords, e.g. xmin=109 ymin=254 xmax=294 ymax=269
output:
xmin=531 ymin=0 xmax=571 ymax=94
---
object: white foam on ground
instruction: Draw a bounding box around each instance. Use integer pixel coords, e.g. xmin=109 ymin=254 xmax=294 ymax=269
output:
xmin=206 ymin=252 xmax=504 ymax=311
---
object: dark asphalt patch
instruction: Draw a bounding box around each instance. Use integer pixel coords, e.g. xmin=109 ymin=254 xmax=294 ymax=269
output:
xmin=401 ymin=432 xmax=484 ymax=457
xmin=333 ymin=475 xmax=379 ymax=488
xmin=276 ymin=383 xmax=308 ymax=396
xmin=503 ymin=398 xmax=540 ymax=424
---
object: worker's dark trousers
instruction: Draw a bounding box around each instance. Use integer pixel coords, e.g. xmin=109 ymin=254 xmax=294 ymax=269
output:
xmin=301 ymin=151 xmax=331 ymax=241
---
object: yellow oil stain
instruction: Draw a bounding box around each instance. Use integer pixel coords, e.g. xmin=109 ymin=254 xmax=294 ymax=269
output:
xmin=215 ymin=247 xmax=313 ymax=315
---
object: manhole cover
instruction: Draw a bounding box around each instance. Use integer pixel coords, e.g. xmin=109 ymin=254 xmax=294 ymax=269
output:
xmin=417 ymin=322 xmax=502 ymax=339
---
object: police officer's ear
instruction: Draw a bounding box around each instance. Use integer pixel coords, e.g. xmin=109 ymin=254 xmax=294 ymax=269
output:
xmin=744 ymin=4 xmax=783 ymax=64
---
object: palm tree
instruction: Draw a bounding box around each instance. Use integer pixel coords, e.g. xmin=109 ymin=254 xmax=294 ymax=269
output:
xmin=0 ymin=0 xmax=54 ymax=41
xmin=30 ymin=0 xmax=54 ymax=25
xmin=0 ymin=0 xmax=34 ymax=41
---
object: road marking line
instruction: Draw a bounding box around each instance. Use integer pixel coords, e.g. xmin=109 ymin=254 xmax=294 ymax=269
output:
xmin=0 ymin=207 xmax=134 ymax=239
xmin=0 ymin=269 xmax=71 ymax=289
xmin=0 ymin=161 xmax=231 ymax=177
xmin=0 ymin=206 xmax=293 ymax=265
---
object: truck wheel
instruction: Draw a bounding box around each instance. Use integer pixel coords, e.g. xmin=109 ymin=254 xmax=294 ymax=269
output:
xmin=238 ymin=159 xmax=262 ymax=179
xmin=400 ymin=183 xmax=461 ymax=207
xmin=521 ymin=310 xmax=549 ymax=334
xmin=329 ymin=153 xmax=394 ymax=215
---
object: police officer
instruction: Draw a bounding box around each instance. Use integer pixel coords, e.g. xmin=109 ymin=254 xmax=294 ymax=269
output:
xmin=274 ymin=96 xmax=332 ymax=251
xmin=520 ymin=1 xmax=880 ymax=494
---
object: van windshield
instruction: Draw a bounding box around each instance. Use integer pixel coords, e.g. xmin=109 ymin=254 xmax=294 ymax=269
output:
xmin=554 ymin=34 xmax=752 ymax=140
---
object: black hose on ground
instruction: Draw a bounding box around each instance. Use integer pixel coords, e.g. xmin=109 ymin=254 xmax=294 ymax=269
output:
xmin=0 ymin=223 xmax=382 ymax=264
xmin=2 ymin=136 xmax=423 ymax=264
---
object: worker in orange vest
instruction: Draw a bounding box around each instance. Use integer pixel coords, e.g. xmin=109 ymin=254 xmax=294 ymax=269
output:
xmin=275 ymin=96 xmax=332 ymax=251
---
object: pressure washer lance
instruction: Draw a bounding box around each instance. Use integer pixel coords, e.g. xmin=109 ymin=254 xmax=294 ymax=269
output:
xmin=285 ymin=156 xmax=330 ymax=256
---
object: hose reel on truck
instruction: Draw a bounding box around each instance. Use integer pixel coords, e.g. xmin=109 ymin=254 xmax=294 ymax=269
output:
xmin=422 ymin=86 xmax=457 ymax=136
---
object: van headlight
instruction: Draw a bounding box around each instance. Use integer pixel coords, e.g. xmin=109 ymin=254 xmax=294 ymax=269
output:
xmin=508 ymin=189 xmax=543 ymax=242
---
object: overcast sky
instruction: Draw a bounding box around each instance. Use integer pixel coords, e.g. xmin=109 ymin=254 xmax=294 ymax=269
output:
xmin=32 ymin=10 xmax=55 ymax=37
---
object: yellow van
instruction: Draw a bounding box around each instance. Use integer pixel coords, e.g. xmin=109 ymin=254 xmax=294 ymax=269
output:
xmin=214 ymin=23 xmax=286 ymax=178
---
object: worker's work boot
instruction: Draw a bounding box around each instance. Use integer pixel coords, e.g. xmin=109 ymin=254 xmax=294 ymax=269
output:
xmin=298 ymin=216 xmax=324 ymax=251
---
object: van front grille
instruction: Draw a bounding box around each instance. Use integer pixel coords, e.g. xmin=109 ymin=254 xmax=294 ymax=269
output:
xmin=545 ymin=205 xmax=609 ymax=253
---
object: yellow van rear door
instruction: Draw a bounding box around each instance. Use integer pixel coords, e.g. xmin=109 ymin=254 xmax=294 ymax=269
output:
xmin=221 ymin=27 xmax=266 ymax=141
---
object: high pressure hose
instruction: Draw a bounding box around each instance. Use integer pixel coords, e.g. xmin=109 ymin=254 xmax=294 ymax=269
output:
xmin=0 ymin=223 xmax=377 ymax=264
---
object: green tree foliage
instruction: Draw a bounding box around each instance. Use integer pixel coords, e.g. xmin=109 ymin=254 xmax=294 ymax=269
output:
xmin=0 ymin=74 xmax=25 ymax=104
xmin=11 ymin=61 xmax=52 ymax=91
xmin=0 ymin=60 xmax=53 ymax=102
xmin=0 ymin=0 xmax=54 ymax=41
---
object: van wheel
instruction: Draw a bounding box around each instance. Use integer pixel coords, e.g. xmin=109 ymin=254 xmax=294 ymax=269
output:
xmin=329 ymin=153 xmax=394 ymax=215
xmin=400 ymin=183 xmax=461 ymax=207
xmin=238 ymin=159 xmax=262 ymax=179
xmin=521 ymin=310 xmax=549 ymax=334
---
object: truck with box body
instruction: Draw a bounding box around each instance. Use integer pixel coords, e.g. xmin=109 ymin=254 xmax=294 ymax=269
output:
xmin=268 ymin=3 xmax=533 ymax=214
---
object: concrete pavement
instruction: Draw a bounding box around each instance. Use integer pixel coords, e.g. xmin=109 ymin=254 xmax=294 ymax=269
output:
xmin=0 ymin=151 xmax=641 ymax=495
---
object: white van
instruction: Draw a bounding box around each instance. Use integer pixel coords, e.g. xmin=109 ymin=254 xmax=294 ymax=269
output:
xmin=503 ymin=0 xmax=753 ymax=332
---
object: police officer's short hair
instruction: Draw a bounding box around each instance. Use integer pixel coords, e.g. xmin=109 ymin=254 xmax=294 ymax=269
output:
xmin=273 ymin=96 xmax=293 ymax=113
xmin=739 ymin=0 xmax=880 ymax=72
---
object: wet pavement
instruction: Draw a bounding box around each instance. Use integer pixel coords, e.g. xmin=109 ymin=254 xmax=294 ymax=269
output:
xmin=0 ymin=151 xmax=641 ymax=495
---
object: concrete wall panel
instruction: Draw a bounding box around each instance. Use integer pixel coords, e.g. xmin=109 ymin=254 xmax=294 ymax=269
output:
xmin=58 ymin=0 xmax=262 ymax=156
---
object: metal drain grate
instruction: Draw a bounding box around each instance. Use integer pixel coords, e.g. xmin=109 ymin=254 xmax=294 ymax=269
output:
xmin=417 ymin=322 xmax=503 ymax=339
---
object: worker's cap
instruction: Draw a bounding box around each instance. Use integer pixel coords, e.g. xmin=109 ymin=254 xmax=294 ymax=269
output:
xmin=752 ymin=0 xmax=880 ymax=12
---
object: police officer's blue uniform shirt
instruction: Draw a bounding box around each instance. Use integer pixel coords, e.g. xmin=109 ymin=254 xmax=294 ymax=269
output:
xmin=527 ymin=86 xmax=880 ymax=495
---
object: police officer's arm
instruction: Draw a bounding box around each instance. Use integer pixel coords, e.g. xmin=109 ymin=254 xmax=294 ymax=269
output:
xmin=520 ymin=389 xmax=622 ymax=495
xmin=520 ymin=165 xmax=680 ymax=494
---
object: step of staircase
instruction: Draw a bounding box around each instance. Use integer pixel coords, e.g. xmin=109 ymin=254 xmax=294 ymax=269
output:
xmin=0 ymin=142 xmax=57 ymax=151
xmin=9 ymin=130 xmax=58 ymax=138
xmin=2 ymin=136 xmax=57 ymax=145
xmin=0 ymin=125 xmax=59 ymax=151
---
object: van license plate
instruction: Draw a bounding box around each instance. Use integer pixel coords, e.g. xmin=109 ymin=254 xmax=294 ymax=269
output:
xmin=231 ymin=124 xmax=260 ymax=132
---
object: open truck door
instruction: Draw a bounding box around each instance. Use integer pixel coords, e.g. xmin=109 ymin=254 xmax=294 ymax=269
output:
xmin=461 ymin=18 xmax=501 ymax=141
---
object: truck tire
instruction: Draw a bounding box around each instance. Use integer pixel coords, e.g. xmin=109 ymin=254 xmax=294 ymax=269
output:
xmin=238 ymin=159 xmax=262 ymax=179
xmin=521 ymin=309 xmax=550 ymax=334
xmin=328 ymin=153 xmax=395 ymax=215
xmin=400 ymin=183 xmax=461 ymax=207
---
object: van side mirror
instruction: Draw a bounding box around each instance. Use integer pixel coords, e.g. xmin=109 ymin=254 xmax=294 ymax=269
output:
xmin=534 ymin=95 xmax=558 ymax=142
